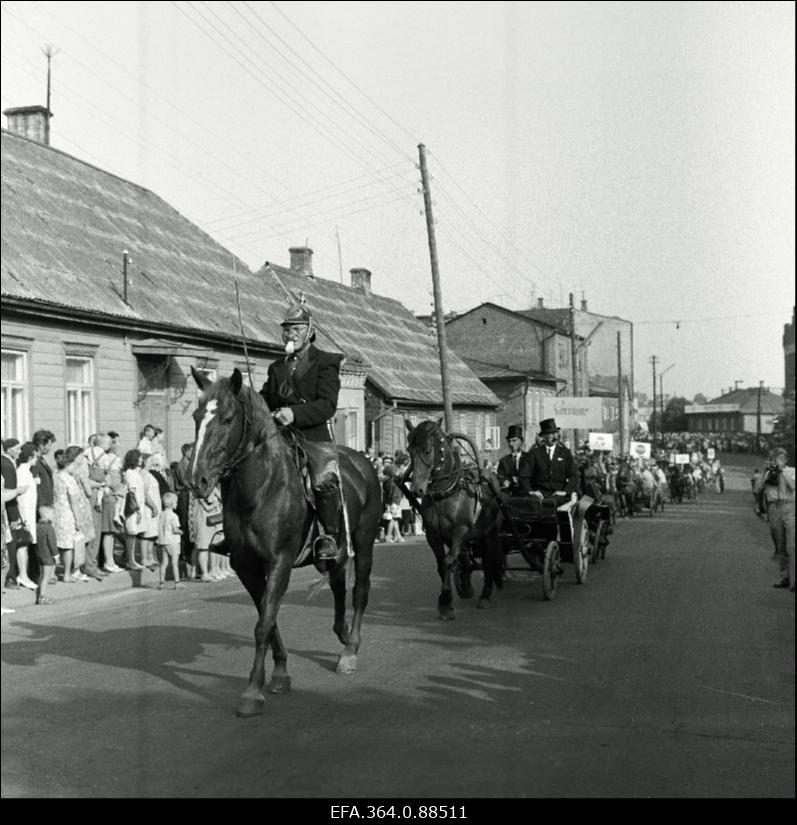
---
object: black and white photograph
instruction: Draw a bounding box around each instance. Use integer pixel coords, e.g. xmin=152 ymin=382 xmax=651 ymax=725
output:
xmin=1 ymin=0 xmax=794 ymax=801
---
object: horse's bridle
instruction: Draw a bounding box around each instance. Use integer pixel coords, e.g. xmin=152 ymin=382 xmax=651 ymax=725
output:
xmin=217 ymin=391 xmax=284 ymax=479
xmin=412 ymin=426 xmax=462 ymax=500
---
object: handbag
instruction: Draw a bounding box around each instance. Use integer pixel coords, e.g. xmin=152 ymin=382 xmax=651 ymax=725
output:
xmin=9 ymin=519 xmax=33 ymax=547
xmin=124 ymin=490 xmax=140 ymax=518
xmin=206 ymin=512 xmax=224 ymax=527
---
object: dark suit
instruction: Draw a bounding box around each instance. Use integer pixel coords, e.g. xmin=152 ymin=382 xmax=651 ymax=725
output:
xmin=260 ymin=345 xmax=342 ymax=443
xmin=497 ymin=451 xmax=532 ymax=496
xmin=528 ymin=443 xmax=579 ymax=497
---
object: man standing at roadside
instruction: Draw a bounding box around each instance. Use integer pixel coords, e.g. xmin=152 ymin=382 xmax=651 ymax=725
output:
xmin=754 ymin=447 xmax=795 ymax=591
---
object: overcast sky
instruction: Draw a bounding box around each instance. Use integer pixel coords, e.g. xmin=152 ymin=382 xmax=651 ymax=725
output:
xmin=1 ymin=1 xmax=794 ymax=401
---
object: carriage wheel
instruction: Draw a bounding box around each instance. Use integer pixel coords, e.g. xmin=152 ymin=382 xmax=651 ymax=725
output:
xmin=573 ymin=517 xmax=590 ymax=584
xmin=542 ymin=541 xmax=560 ymax=600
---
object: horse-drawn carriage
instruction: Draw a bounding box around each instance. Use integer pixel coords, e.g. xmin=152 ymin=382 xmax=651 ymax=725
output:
xmin=454 ymin=492 xmax=612 ymax=601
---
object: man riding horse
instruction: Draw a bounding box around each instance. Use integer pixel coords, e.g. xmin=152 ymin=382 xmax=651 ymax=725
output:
xmin=260 ymin=301 xmax=343 ymax=563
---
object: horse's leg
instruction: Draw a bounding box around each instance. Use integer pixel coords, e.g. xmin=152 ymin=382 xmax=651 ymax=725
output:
xmin=329 ymin=561 xmax=350 ymax=646
xmin=425 ymin=530 xmax=454 ymax=620
xmin=231 ymin=551 xmax=270 ymax=717
xmin=266 ymin=624 xmax=291 ymax=694
xmin=335 ymin=540 xmax=374 ymax=674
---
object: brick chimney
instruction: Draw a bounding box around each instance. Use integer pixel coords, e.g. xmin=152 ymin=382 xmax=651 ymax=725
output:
xmin=3 ymin=105 xmax=51 ymax=145
xmin=289 ymin=246 xmax=313 ymax=277
xmin=350 ymin=268 xmax=372 ymax=295
xmin=537 ymin=297 xmax=544 ymax=309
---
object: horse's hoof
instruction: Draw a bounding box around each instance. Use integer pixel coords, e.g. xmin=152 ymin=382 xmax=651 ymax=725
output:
xmin=267 ymin=675 xmax=292 ymax=694
xmin=236 ymin=697 xmax=265 ymax=717
xmin=477 ymin=598 xmax=493 ymax=609
xmin=336 ymin=653 xmax=358 ymax=674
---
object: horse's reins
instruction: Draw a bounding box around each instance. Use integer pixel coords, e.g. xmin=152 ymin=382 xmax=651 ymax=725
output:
xmin=218 ymin=391 xmax=280 ymax=479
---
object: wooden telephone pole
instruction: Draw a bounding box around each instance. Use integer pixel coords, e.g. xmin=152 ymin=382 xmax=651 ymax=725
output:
xmin=418 ymin=144 xmax=454 ymax=431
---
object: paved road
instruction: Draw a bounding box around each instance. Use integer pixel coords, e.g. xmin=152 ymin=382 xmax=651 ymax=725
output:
xmin=1 ymin=472 xmax=793 ymax=799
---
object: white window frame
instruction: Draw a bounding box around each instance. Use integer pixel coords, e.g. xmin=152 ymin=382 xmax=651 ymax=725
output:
xmin=65 ymin=355 xmax=96 ymax=446
xmin=1 ymin=348 xmax=30 ymax=442
xmin=485 ymin=426 xmax=501 ymax=451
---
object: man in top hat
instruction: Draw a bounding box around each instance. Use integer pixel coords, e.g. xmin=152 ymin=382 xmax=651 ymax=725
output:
xmin=260 ymin=299 xmax=344 ymax=562
xmin=497 ymin=425 xmax=532 ymax=496
xmin=528 ymin=418 xmax=580 ymax=498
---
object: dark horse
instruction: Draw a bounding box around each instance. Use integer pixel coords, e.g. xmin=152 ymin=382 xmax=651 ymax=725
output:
xmin=188 ymin=367 xmax=382 ymax=716
xmin=404 ymin=419 xmax=504 ymax=620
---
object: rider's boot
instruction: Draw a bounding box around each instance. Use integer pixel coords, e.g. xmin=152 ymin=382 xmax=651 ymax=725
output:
xmin=313 ymin=487 xmax=341 ymax=562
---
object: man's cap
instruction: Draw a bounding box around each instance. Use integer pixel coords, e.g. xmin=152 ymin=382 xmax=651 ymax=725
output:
xmin=539 ymin=418 xmax=560 ymax=435
xmin=506 ymin=425 xmax=524 ymax=441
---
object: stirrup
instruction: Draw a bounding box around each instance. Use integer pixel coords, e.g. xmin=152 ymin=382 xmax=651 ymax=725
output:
xmin=313 ymin=534 xmax=339 ymax=561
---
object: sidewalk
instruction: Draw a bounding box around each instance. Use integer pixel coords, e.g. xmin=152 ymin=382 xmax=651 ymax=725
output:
xmin=2 ymin=565 xmax=164 ymax=613
xmin=2 ymin=536 xmax=429 ymax=614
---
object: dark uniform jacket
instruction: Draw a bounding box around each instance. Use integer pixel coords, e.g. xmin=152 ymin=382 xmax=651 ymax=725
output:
xmin=260 ymin=345 xmax=342 ymax=443
xmin=528 ymin=443 xmax=580 ymax=497
xmin=497 ymin=451 xmax=532 ymax=496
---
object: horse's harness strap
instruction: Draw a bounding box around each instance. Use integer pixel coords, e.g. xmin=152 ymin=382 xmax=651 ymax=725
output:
xmin=219 ymin=395 xmax=256 ymax=478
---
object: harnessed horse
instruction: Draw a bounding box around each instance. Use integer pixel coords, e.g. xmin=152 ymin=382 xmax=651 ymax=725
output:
xmin=188 ymin=367 xmax=382 ymax=717
xmin=404 ymin=419 xmax=504 ymax=620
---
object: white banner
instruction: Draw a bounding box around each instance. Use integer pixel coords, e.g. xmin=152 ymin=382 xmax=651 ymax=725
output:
xmin=675 ymin=453 xmax=690 ymax=465
xmin=630 ymin=441 xmax=651 ymax=459
xmin=707 ymin=447 xmax=715 ymax=460
xmin=588 ymin=432 xmax=614 ymax=451
xmin=541 ymin=397 xmax=604 ymax=428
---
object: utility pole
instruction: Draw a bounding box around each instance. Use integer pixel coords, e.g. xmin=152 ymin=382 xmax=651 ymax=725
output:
xmin=756 ymin=380 xmax=764 ymax=450
xmin=617 ymin=331 xmax=624 ymax=457
xmin=650 ymin=355 xmax=658 ymax=447
xmin=569 ymin=292 xmax=579 ymax=448
xmin=418 ymin=143 xmax=453 ymax=431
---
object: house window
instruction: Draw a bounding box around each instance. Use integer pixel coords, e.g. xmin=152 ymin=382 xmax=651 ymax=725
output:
xmin=485 ymin=426 xmax=501 ymax=451
xmin=65 ymin=356 xmax=95 ymax=446
xmin=1 ymin=349 xmax=29 ymax=441
xmin=345 ymin=409 xmax=359 ymax=451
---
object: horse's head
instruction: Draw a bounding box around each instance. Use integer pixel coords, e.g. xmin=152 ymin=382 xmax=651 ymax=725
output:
xmin=188 ymin=366 xmax=247 ymax=498
xmin=405 ymin=418 xmax=447 ymax=497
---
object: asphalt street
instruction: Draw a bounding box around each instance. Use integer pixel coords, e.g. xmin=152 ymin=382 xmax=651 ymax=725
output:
xmin=1 ymin=461 xmax=794 ymax=800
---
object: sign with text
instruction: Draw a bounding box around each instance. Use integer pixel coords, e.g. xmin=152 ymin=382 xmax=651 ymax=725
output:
xmin=541 ymin=397 xmax=604 ymax=428
xmin=630 ymin=441 xmax=651 ymax=459
xmin=588 ymin=432 xmax=614 ymax=451
xmin=707 ymin=447 xmax=716 ymax=460
xmin=675 ymin=453 xmax=690 ymax=464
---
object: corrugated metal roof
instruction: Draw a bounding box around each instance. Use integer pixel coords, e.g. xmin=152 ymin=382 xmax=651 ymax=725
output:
xmin=1 ymin=129 xmax=285 ymax=344
xmin=261 ymin=265 xmax=499 ymax=407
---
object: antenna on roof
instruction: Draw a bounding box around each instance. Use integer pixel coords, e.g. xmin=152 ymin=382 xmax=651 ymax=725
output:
xmin=233 ymin=263 xmax=254 ymax=390
xmin=41 ymin=43 xmax=58 ymax=145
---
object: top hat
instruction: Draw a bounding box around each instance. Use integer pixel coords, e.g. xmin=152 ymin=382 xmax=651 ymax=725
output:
xmin=506 ymin=424 xmax=524 ymax=441
xmin=538 ymin=418 xmax=560 ymax=435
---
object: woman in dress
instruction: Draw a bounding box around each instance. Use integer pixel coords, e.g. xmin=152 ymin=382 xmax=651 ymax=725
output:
xmin=122 ymin=449 xmax=146 ymax=570
xmin=14 ymin=443 xmax=40 ymax=590
xmin=53 ymin=446 xmax=95 ymax=583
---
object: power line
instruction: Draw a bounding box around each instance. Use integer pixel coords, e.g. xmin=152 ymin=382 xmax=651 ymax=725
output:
xmin=268 ymin=0 xmax=420 ymax=145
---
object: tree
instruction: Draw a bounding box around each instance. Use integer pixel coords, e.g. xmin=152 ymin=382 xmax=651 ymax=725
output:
xmin=661 ymin=396 xmax=689 ymax=432
xmin=692 ymin=393 xmax=708 ymax=404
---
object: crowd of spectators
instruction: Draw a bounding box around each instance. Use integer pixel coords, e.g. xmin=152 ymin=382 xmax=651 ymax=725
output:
xmin=1 ymin=424 xmax=234 ymax=613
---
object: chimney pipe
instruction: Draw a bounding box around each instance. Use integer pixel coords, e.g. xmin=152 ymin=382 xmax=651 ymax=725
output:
xmin=289 ymin=247 xmax=313 ymax=278
xmin=581 ymin=298 xmax=588 ymax=311
xmin=350 ymin=268 xmax=372 ymax=295
xmin=3 ymin=105 xmax=52 ymax=145
xmin=537 ymin=297 xmax=544 ymax=309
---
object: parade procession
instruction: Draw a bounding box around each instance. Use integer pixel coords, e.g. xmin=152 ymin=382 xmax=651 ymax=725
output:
xmin=1 ymin=0 xmax=794 ymax=804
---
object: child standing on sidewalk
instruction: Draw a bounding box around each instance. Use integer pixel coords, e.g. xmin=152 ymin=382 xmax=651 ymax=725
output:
xmin=157 ymin=492 xmax=184 ymax=590
xmin=35 ymin=505 xmax=58 ymax=605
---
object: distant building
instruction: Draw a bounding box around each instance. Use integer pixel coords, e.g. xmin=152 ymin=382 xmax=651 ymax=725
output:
xmin=684 ymin=387 xmax=785 ymax=434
